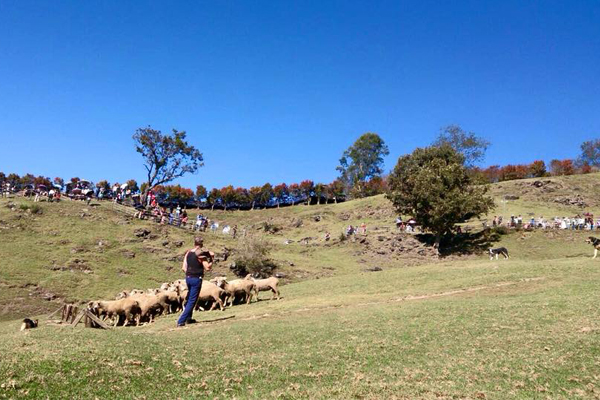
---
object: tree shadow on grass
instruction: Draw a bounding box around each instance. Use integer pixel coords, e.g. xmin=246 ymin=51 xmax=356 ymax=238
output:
xmin=416 ymin=229 xmax=507 ymax=257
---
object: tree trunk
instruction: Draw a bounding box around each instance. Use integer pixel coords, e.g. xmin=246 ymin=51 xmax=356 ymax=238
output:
xmin=433 ymin=233 xmax=442 ymax=256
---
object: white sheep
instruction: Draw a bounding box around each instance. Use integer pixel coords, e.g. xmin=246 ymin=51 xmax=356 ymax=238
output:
xmin=215 ymin=278 xmax=255 ymax=307
xmin=194 ymin=281 xmax=226 ymax=311
xmin=244 ymin=275 xmax=281 ymax=300
xmin=88 ymin=298 xmax=141 ymax=326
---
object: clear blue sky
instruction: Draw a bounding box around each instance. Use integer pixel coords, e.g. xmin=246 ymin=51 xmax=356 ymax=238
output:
xmin=1 ymin=1 xmax=599 ymax=190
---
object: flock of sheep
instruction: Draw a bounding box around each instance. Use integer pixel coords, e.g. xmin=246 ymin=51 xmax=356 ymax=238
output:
xmin=87 ymin=275 xmax=281 ymax=327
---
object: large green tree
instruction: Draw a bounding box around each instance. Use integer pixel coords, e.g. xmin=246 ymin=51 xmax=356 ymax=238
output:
xmin=434 ymin=125 xmax=490 ymax=167
xmin=133 ymin=127 xmax=204 ymax=197
xmin=337 ymin=132 xmax=389 ymax=198
xmin=387 ymin=144 xmax=494 ymax=252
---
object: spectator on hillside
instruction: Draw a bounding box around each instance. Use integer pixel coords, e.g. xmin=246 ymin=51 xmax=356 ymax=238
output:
xmin=395 ymin=217 xmax=403 ymax=229
xmin=181 ymin=210 xmax=188 ymax=226
xmin=324 ymin=232 xmax=330 ymax=241
xmin=346 ymin=225 xmax=355 ymax=236
xmin=360 ymin=222 xmax=367 ymax=235
xmin=232 ymin=225 xmax=238 ymax=239
xmin=134 ymin=204 xmax=146 ymax=219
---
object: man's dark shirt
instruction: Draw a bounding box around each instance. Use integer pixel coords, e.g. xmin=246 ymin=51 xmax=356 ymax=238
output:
xmin=185 ymin=250 xmax=204 ymax=278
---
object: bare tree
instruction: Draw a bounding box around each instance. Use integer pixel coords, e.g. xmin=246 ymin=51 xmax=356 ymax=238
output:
xmin=133 ymin=127 xmax=204 ymax=197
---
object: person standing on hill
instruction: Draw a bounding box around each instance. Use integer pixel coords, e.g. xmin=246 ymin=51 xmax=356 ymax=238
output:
xmin=177 ymin=237 xmax=213 ymax=327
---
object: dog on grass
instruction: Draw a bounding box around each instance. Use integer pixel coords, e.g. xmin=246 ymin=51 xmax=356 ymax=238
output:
xmin=586 ymin=237 xmax=600 ymax=259
xmin=20 ymin=318 xmax=38 ymax=331
xmin=489 ymin=247 xmax=509 ymax=260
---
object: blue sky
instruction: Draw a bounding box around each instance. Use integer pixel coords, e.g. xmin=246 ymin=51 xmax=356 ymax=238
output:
xmin=1 ymin=1 xmax=599 ymax=189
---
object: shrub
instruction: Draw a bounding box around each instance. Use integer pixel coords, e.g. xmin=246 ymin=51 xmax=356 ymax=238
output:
xmin=491 ymin=226 xmax=510 ymax=236
xmin=232 ymin=235 xmax=277 ymax=277
xmin=18 ymin=203 xmax=43 ymax=214
xmin=262 ymin=221 xmax=281 ymax=234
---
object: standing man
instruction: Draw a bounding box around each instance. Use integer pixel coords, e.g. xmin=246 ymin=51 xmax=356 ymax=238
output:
xmin=177 ymin=237 xmax=213 ymax=327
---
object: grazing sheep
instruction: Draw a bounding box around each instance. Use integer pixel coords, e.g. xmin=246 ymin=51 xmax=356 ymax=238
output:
xmin=149 ymin=288 xmax=183 ymax=313
xmin=245 ymin=275 xmax=281 ymax=300
xmin=129 ymin=294 xmax=168 ymax=323
xmin=88 ymin=298 xmax=141 ymax=327
xmin=115 ymin=290 xmax=129 ymax=300
xmin=129 ymin=289 xmax=145 ymax=296
xmin=215 ymin=278 xmax=255 ymax=306
xmin=194 ymin=281 xmax=226 ymax=311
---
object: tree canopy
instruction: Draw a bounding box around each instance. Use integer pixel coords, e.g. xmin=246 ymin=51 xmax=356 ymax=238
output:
xmin=387 ymin=144 xmax=494 ymax=251
xmin=133 ymin=127 xmax=203 ymax=195
xmin=434 ymin=125 xmax=490 ymax=167
xmin=337 ymin=133 xmax=389 ymax=198
xmin=578 ymin=139 xmax=600 ymax=167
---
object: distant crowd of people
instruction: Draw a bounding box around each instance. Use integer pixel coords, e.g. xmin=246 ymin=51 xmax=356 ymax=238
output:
xmin=395 ymin=217 xmax=419 ymax=233
xmin=490 ymin=214 xmax=599 ymax=230
xmin=2 ymin=182 xmax=62 ymax=202
xmin=129 ymin=192 xmax=241 ymax=237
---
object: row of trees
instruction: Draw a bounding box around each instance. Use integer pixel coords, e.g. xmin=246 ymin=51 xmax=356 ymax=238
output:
xmin=154 ymin=179 xmax=354 ymax=210
xmin=0 ymin=173 xmax=144 ymax=194
xmin=473 ymin=158 xmax=594 ymax=183
xmin=130 ymin=127 xmax=390 ymax=204
xmin=0 ymin=173 xmax=54 ymax=189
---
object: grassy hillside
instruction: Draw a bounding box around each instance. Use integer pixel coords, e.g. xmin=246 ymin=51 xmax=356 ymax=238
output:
xmin=1 ymin=173 xmax=600 ymax=398
xmin=1 ymin=173 xmax=599 ymax=320
xmin=1 ymin=254 xmax=599 ymax=398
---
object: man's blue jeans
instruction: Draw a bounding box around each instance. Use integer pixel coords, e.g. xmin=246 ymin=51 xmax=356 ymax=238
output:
xmin=177 ymin=276 xmax=202 ymax=326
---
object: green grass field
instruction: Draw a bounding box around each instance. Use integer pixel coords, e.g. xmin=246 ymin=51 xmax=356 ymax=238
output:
xmin=1 ymin=174 xmax=600 ymax=398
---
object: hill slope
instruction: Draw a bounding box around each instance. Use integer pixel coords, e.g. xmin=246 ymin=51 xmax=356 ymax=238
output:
xmin=1 ymin=174 xmax=600 ymax=398
xmin=1 ymin=173 xmax=600 ymax=320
